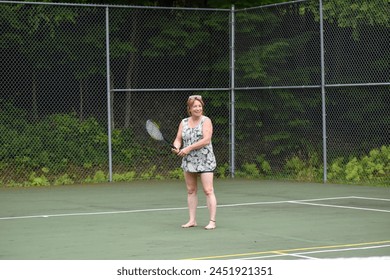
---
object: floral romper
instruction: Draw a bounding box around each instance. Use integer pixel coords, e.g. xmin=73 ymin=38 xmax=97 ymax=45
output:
xmin=181 ymin=116 xmax=217 ymax=173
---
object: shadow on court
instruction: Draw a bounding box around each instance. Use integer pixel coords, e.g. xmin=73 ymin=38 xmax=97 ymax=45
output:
xmin=0 ymin=180 xmax=389 ymax=260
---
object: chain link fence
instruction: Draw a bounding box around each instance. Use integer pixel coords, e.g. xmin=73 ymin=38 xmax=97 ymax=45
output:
xmin=0 ymin=0 xmax=389 ymax=187
xmin=234 ymin=0 xmax=389 ymax=185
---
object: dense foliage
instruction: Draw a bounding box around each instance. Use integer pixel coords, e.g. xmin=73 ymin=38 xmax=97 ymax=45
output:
xmin=0 ymin=104 xmax=388 ymax=186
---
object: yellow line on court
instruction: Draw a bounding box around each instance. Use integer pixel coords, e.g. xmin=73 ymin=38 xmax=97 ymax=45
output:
xmin=186 ymin=240 xmax=390 ymax=260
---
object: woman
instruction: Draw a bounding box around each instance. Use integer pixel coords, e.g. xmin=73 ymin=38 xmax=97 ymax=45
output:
xmin=172 ymin=95 xmax=217 ymax=230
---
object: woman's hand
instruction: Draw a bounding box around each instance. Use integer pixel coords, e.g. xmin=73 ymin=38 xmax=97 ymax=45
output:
xmin=177 ymin=147 xmax=189 ymax=157
xmin=171 ymin=147 xmax=180 ymax=154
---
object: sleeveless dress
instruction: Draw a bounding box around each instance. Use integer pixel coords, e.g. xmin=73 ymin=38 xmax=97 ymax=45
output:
xmin=181 ymin=116 xmax=217 ymax=173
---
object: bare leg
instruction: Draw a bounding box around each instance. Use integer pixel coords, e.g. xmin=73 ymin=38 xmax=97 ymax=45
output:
xmin=182 ymin=172 xmax=198 ymax=228
xmin=201 ymin=172 xmax=217 ymax=229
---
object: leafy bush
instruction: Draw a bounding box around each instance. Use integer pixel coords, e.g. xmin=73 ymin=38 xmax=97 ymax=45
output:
xmin=0 ymin=103 xmax=388 ymax=187
xmin=345 ymin=157 xmax=363 ymax=182
xmin=0 ymin=110 xmax=110 ymax=174
xmin=284 ymin=152 xmax=322 ymax=182
xmin=0 ymin=107 xmax=145 ymax=185
xmin=36 ymin=114 xmax=108 ymax=169
xmin=328 ymin=157 xmax=345 ymax=180
xmin=285 ymin=146 xmax=390 ymax=185
xmin=234 ymin=154 xmax=272 ymax=179
xmin=256 ymin=154 xmax=272 ymax=175
xmin=84 ymin=170 xmax=107 ymax=184
xmin=54 ymin=174 xmax=75 ymax=186
xmin=113 ymin=171 xmax=137 ymax=182
xmin=26 ymin=172 xmax=50 ymax=187
xmin=6 ymin=180 xmax=24 ymax=188
xmin=168 ymin=168 xmax=185 ymax=180
xmin=236 ymin=163 xmax=261 ymax=178
xmin=328 ymin=145 xmax=390 ymax=185
xmin=215 ymin=163 xmax=229 ymax=179
xmin=140 ymin=166 xmax=157 ymax=180
xmin=361 ymin=146 xmax=389 ymax=181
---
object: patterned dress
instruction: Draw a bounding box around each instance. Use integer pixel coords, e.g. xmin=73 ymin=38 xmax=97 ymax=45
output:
xmin=181 ymin=116 xmax=217 ymax=173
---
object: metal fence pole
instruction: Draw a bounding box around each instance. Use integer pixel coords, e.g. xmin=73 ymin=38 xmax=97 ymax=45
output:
xmin=319 ymin=0 xmax=327 ymax=183
xmin=106 ymin=7 xmax=113 ymax=182
xmin=230 ymin=5 xmax=236 ymax=178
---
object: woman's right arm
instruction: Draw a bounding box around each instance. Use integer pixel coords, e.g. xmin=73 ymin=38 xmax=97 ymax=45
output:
xmin=172 ymin=121 xmax=183 ymax=153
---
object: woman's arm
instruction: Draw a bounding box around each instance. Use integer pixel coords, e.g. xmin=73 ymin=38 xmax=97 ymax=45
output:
xmin=172 ymin=121 xmax=183 ymax=153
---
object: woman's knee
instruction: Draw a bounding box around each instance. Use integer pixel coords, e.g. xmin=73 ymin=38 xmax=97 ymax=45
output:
xmin=203 ymin=187 xmax=214 ymax=196
xmin=187 ymin=188 xmax=197 ymax=195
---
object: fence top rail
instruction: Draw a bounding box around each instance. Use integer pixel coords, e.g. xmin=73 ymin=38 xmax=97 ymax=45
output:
xmin=111 ymin=88 xmax=230 ymax=92
xmin=111 ymin=82 xmax=390 ymax=92
xmin=0 ymin=0 xmax=230 ymax=12
xmin=0 ymin=0 xmax=317 ymax=13
xmin=235 ymin=83 xmax=390 ymax=90
xmin=236 ymin=0 xmax=309 ymax=12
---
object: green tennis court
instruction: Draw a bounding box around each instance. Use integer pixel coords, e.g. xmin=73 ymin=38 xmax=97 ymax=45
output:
xmin=0 ymin=180 xmax=389 ymax=260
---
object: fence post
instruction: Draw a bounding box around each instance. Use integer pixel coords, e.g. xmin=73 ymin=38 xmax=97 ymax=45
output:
xmin=319 ymin=0 xmax=327 ymax=183
xmin=229 ymin=5 xmax=236 ymax=178
xmin=106 ymin=7 xmax=113 ymax=182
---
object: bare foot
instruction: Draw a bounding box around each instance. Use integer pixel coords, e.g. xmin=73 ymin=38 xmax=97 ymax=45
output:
xmin=181 ymin=221 xmax=197 ymax=228
xmin=204 ymin=220 xmax=216 ymax=230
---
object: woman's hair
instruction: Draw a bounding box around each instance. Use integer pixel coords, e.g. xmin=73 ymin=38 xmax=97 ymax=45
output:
xmin=187 ymin=96 xmax=204 ymax=116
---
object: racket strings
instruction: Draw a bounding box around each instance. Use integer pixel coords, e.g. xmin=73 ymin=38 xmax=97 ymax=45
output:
xmin=146 ymin=120 xmax=164 ymax=141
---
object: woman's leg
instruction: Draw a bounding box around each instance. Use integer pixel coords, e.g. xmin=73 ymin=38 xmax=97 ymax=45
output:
xmin=200 ymin=172 xmax=217 ymax=229
xmin=182 ymin=171 xmax=198 ymax=228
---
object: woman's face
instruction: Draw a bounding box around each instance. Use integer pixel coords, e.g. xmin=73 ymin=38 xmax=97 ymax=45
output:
xmin=189 ymin=99 xmax=203 ymax=117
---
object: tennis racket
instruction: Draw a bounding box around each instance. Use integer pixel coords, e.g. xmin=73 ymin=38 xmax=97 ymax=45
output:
xmin=146 ymin=119 xmax=176 ymax=149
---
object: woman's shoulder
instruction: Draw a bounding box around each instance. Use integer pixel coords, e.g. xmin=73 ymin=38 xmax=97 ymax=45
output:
xmin=181 ymin=117 xmax=190 ymax=126
xmin=201 ymin=115 xmax=211 ymax=123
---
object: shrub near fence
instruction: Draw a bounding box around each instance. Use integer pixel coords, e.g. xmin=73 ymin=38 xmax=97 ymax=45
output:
xmin=0 ymin=104 xmax=388 ymax=186
xmin=0 ymin=106 xmax=182 ymax=186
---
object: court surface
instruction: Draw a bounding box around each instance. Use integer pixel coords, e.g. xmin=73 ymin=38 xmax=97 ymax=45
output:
xmin=0 ymin=179 xmax=389 ymax=260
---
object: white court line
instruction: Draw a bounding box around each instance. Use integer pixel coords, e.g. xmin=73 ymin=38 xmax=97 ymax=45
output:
xmin=0 ymin=196 xmax=354 ymax=221
xmin=241 ymin=244 xmax=390 ymax=260
xmin=275 ymin=253 xmax=319 ymax=260
xmin=217 ymin=196 xmax=354 ymax=208
xmin=352 ymin=196 xmax=390 ymax=202
xmin=297 ymin=244 xmax=390 ymax=257
xmin=289 ymin=201 xmax=390 ymax=213
xmin=0 ymin=206 xmax=189 ymax=220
